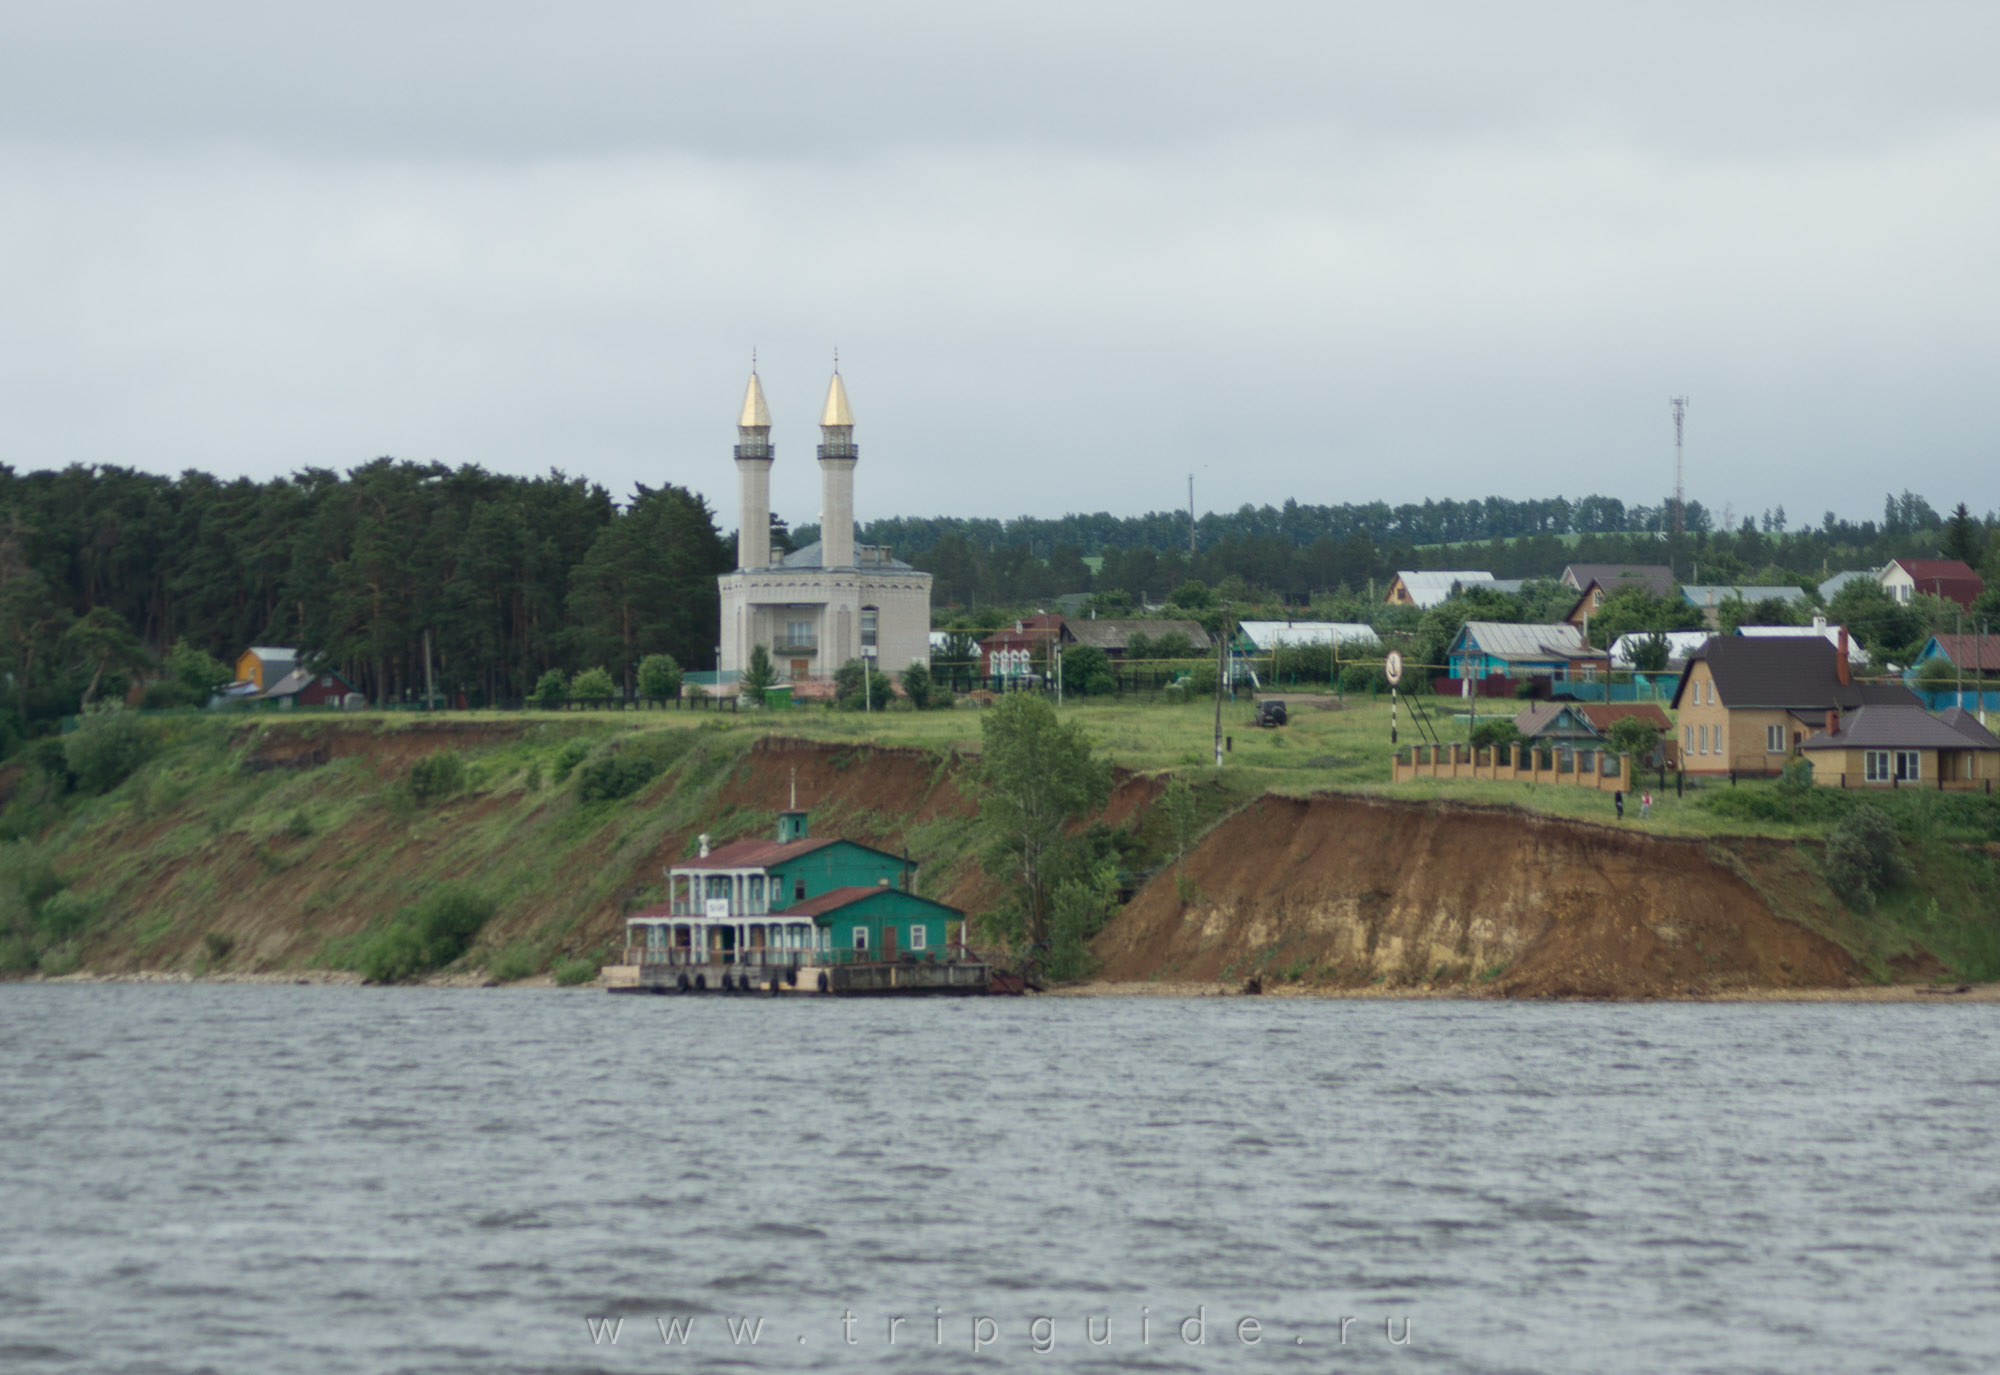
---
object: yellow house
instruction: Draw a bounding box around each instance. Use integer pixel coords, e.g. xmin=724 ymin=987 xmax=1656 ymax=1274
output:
xmin=234 ymin=646 xmax=296 ymax=692
xmin=1670 ymin=634 xmax=1920 ymax=777
xmin=1798 ymin=706 xmax=2000 ymax=789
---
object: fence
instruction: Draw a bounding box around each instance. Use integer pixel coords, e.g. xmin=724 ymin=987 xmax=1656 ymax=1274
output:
xmin=1392 ymin=742 xmax=1632 ymax=792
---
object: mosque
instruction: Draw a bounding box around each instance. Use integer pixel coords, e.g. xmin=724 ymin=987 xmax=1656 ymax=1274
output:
xmin=715 ymin=366 xmax=933 ymax=682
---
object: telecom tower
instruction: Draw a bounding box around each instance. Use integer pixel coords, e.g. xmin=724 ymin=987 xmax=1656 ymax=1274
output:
xmin=1669 ymin=396 xmax=1689 ymax=535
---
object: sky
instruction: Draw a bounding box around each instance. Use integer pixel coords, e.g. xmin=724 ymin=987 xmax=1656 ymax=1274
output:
xmin=3 ymin=3 xmax=1997 ymax=534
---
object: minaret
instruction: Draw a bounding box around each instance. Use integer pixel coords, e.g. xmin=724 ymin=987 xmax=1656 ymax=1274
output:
xmin=817 ymin=363 xmax=856 ymax=569
xmin=734 ymin=364 xmax=773 ymax=570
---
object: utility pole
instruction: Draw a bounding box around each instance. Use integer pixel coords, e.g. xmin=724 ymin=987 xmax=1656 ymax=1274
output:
xmin=1188 ymin=473 xmax=1197 ymax=559
xmin=1213 ymin=605 xmax=1230 ymax=768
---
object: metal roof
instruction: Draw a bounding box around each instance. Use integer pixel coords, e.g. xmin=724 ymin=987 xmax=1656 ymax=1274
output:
xmin=1920 ymin=634 xmax=2000 ymax=673
xmin=1736 ymin=623 xmax=1872 ymax=666
xmin=1607 ymin=630 xmax=1713 ymax=668
xmin=1453 ymin=621 xmax=1595 ymax=662
xmin=1561 ymin=564 xmax=1678 ymax=597
xmin=777 ymin=885 xmax=963 ymax=919
xmin=1389 ymin=571 xmax=1496 ymax=607
xmin=1066 ymin=618 xmax=1212 ymax=653
xmin=1235 ymin=621 xmax=1379 ymax=651
xmin=1681 ymin=584 xmax=1811 ymax=607
xmin=778 ymin=540 xmax=913 ymax=571
xmin=820 ymin=371 xmax=854 ymax=427
xmin=1672 ymin=637 xmax=1917 ymax=711
xmin=738 ymin=371 xmax=771 ymax=429
xmin=1800 ymin=704 xmax=2000 ymax=752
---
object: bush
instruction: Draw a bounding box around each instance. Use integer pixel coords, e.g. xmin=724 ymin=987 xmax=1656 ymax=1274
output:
xmin=35 ymin=890 xmax=94 ymax=942
xmin=636 ymin=653 xmax=683 ymax=702
xmin=1182 ymin=661 xmax=1218 ymax=697
xmin=1778 ymin=757 xmax=1816 ymax=793
xmin=354 ymin=884 xmax=497 ymax=983
xmin=141 ymin=680 xmax=200 ymax=710
xmin=532 ymin=669 xmax=568 ymax=710
xmin=202 ymin=931 xmax=236 ymax=963
xmin=551 ymin=740 xmax=591 ymax=783
xmin=574 ymin=751 xmax=661 ymax=803
xmin=63 ymin=707 xmax=156 ymax=795
xmin=551 ymin=957 xmax=599 ymax=986
xmin=834 ymin=658 xmax=893 ymax=711
xmin=1060 ymin=645 xmax=1114 ymax=697
xmin=1824 ymin=806 xmax=1912 ymax=911
xmin=1469 ymin=720 xmax=1522 ymax=751
xmin=1337 ymin=662 xmax=1384 ymax=693
xmin=405 ymin=750 xmax=466 ymax=806
xmin=901 ymin=661 xmax=938 ymax=709
xmin=571 ymin=666 xmax=616 ymax=705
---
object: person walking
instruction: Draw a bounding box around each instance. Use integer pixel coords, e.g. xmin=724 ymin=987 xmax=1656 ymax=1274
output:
xmin=1640 ymin=790 xmax=1652 ymax=820
xmin=1614 ymin=789 xmax=1624 ymax=821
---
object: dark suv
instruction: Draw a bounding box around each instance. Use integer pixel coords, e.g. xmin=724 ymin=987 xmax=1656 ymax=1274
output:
xmin=1255 ymin=699 xmax=1288 ymax=728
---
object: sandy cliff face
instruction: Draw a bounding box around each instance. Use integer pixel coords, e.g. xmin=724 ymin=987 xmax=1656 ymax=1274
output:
xmin=1093 ymin=794 xmax=1854 ymax=997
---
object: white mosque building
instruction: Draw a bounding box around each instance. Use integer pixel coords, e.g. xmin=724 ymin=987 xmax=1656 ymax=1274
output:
xmin=716 ymin=366 xmax=932 ymax=682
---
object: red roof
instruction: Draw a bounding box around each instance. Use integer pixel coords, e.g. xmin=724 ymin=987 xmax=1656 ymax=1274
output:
xmin=778 ymin=885 xmax=892 ymax=917
xmin=1926 ymin=633 xmax=2000 ymax=673
xmin=1890 ymin=559 xmax=1984 ymax=609
xmin=1578 ymin=703 xmax=1673 ymax=732
xmin=673 ymin=835 xmax=838 ymax=870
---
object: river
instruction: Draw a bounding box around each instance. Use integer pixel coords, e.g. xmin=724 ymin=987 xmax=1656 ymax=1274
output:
xmin=1 ymin=984 xmax=1995 ymax=1372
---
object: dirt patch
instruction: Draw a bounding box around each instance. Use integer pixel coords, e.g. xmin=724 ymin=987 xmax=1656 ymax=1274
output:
xmin=1094 ymin=794 xmax=1856 ymax=999
xmin=239 ymin=719 xmax=539 ymax=776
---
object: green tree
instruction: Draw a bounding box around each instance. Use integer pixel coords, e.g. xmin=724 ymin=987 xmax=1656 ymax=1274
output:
xmin=1942 ymin=502 xmax=1981 ymax=567
xmin=165 ymin=638 xmax=233 ymax=701
xmin=900 ymin=660 xmax=937 ymax=709
xmin=1060 ymin=643 xmax=1114 ymax=696
xmin=1824 ymin=806 xmax=1910 ymax=911
xmin=1605 ymin=714 xmax=1664 ymax=761
xmin=533 ymin=668 xmax=568 ymax=709
xmin=61 ymin=607 xmax=149 ymax=708
xmin=636 ymin=652 xmax=683 ymax=702
xmin=833 ymin=658 xmax=892 ymax=711
xmin=739 ymin=644 xmax=777 ymax=703
xmin=62 ymin=705 xmax=156 ymax=795
xmin=973 ymin=692 xmax=1112 ymax=958
xmin=1629 ymin=629 xmax=1671 ymax=673
xmin=571 ymin=666 xmax=616 ymax=705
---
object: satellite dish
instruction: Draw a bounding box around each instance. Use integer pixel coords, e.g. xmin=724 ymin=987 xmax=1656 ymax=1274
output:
xmin=1385 ymin=651 xmax=1404 ymax=687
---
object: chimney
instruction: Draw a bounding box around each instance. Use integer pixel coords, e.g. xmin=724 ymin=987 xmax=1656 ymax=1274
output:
xmin=1812 ymin=612 xmax=1826 ymax=634
xmin=1825 ymin=709 xmax=1838 ymax=738
xmin=1836 ymin=627 xmax=1851 ymax=686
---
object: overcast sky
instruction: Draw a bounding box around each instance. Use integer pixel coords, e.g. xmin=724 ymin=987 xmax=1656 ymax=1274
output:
xmin=3 ymin=3 xmax=1996 ymax=532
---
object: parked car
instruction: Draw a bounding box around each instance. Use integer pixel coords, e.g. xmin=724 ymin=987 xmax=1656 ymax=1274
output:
xmin=1255 ymin=699 xmax=1288 ymax=728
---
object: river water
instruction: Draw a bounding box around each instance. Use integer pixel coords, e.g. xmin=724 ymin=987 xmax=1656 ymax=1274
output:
xmin=1 ymin=985 xmax=1995 ymax=1373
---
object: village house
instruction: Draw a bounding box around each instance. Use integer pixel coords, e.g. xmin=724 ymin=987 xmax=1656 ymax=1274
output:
xmin=1561 ymin=564 xmax=1680 ymax=639
xmin=1383 ymin=570 xmax=1498 ymax=608
xmin=1670 ymin=634 xmax=1918 ymax=776
xmin=1607 ymin=629 xmax=1713 ymax=671
xmin=253 ymin=666 xmax=358 ymax=709
xmin=232 ymin=646 xmax=295 ymax=692
xmin=1879 ymin=558 xmax=1984 ymax=610
xmin=1233 ymin=620 xmax=1378 ymax=655
xmin=978 ymin=613 xmax=1065 ymax=680
xmin=1680 ymin=583 xmax=1814 ymax=629
xmin=1512 ymin=701 xmax=1679 ymax=767
xmin=624 ymin=810 xmax=961 ymax=966
xmin=1064 ymin=618 xmax=1211 ymax=661
xmin=1446 ymin=621 xmax=1608 ymax=686
xmin=1798 ymin=706 xmax=1999 ymax=789
xmin=1736 ymin=618 xmax=1871 ymax=665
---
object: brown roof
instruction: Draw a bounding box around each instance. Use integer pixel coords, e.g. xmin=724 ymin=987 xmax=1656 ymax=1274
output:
xmin=1938 ymin=707 xmax=2000 ymax=747
xmin=1578 ymin=703 xmax=1673 ymax=732
xmin=1890 ymin=559 xmax=1985 ymax=609
xmin=1800 ymin=705 xmax=2000 ymax=752
xmin=1562 ymin=563 xmax=1679 ymax=597
xmin=778 ymin=885 xmax=891 ymax=917
xmin=1512 ymin=702 xmax=1599 ymax=738
xmin=1925 ymin=634 xmax=2000 ymax=674
xmin=1066 ymin=618 xmax=1212 ymax=653
xmin=669 ymin=835 xmax=912 ymax=872
xmin=1671 ymin=637 xmax=1920 ymax=712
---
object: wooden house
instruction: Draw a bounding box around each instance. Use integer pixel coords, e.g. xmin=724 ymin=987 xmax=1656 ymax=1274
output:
xmin=1881 ymin=558 xmax=1984 ymax=610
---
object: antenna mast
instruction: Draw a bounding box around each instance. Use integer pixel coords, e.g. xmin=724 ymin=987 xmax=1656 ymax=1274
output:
xmin=1669 ymin=396 xmax=1689 ymax=536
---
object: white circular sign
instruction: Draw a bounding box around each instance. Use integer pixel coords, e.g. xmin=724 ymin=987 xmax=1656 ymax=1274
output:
xmin=1384 ymin=650 xmax=1403 ymax=686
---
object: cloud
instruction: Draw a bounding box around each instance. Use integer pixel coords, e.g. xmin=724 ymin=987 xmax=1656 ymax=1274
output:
xmin=2 ymin=4 xmax=1997 ymax=525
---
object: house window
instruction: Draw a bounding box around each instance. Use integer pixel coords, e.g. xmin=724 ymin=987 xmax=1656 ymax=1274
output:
xmin=852 ymin=927 xmax=869 ymax=952
xmin=1865 ymin=751 xmax=1890 ymax=782
xmin=1897 ymin=751 xmax=1920 ymax=781
xmin=1685 ymin=725 xmax=1694 ymax=755
xmin=860 ymin=606 xmax=879 ymax=651
xmin=908 ymin=924 xmax=927 ymax=951
xmin=794 ymin=878 xmax=806 ymax=902
xmin=1699 ymin=724 xmax=1708 ymax=755
xmin=1766 ymin=725 xmax=1785 ymax=753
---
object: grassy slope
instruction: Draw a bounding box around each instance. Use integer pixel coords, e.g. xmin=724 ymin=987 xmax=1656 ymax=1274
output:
xmin=5 ymin=695 xmax=1997 ymax=983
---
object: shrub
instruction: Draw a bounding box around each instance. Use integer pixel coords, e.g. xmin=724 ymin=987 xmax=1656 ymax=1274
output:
xmin=900 ymin=661 xmax=938 ymax=709
xmin=63 ymin=707 xmax=156 ymax=795
xmin=405 ymin=750 xmax=466 ymax=806
xmin=574 ymin=751 xmax=661 ymax=803
xmin=532 ymin=669 xmax=568 ymax=710
xmin=141 ymin=680 xmax=200 ymax=710
xmin=1824 ymin=806 xmax=1912 ymax=911
xmin=551 ymin=957 xmax=599 ymax=986
xmin=355 ymin=884 xmax=497 ymax=983
xmin=1778 ymin=757 xmax=1816 ymax=793
xmin=35 ymin=890 xmax=94 ymax=942
xmin=202 ymin=931 xmax=236 ymax=963
xmin=1605 ymin=715 xmax=1664 ymax=760
xmin=1337 ymin=662 xmax=1384 ymax=693
xmin=285 ymin=807 xmax=314 ymax=839
xmin=1469 ymin=720 xmax=1522 ymax=751
xmin=834 ymin=658 xmax=893 ymax=711
xmin=571 ymin=666 xmax=617 ymax=706
xmin=551 ymin=740 xmax=591 ymax=783
xmin=1182 ymin=661 xmax=1218 ymax=696
xmin=636 ymin=653 xmax=683 ymax=702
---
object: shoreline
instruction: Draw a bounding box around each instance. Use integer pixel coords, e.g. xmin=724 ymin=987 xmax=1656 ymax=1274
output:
xmin=22 ymin=970 xmax=2000 ymax=1003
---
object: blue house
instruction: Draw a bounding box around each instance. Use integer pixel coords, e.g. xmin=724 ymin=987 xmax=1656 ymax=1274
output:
xmin=1446 ymin=621 xmax=1608 ymax=683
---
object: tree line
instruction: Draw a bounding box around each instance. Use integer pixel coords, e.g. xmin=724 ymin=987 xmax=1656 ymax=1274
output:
xmin=0 ymin=461 xmax=731 ymax=735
